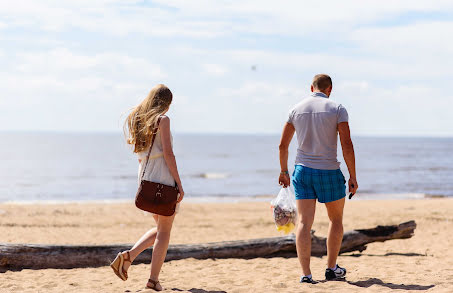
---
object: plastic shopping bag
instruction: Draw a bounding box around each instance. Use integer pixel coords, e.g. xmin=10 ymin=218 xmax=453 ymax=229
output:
xmin=271 ymin=187 xmax=297 ymax=234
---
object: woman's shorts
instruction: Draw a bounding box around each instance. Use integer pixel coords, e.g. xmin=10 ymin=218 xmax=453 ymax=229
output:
xmin=292 ymin=165 xmax=346 ymax=203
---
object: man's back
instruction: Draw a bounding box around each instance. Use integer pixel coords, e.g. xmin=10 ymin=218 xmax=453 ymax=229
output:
xmin=279 ymin=74 xmax=357 ymax=283
xmin=288 ymin=92 xmax=348 ymax=170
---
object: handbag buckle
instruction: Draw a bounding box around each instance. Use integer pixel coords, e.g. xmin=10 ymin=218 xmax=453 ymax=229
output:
xmin=156 ymin=192 xmax=162 ymax=197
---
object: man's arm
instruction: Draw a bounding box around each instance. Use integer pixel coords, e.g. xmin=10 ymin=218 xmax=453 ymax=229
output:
xmin=338 ymin=122 xmax=358 ymax=194
xmin=278 ymin=122 xmax=295 ymax=187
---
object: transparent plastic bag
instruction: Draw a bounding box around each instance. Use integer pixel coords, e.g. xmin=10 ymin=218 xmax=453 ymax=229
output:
xmin=271 ymin=187 xmax=297 ymax=234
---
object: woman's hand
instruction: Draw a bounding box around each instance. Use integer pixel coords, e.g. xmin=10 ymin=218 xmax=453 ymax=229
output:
xmin=177 ymin=184 xmax=185 ymax=202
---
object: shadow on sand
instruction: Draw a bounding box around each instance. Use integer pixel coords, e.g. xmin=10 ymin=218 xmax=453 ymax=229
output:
xmin=347 ymin=278 xmax=435 ymax=291
xmin=343 ymin=252 xmax=426 ymax=258
xmin=171 ymin=288 xmax=227 ymax=293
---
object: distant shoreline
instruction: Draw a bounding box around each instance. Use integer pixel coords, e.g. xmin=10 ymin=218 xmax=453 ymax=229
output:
xmin=1 ymin=193 xmax=449 ymax=205
xmin=2 ymin=130 xmax=453 ymax=138
xmin=2 ymin=134 xmax=452 ymax=201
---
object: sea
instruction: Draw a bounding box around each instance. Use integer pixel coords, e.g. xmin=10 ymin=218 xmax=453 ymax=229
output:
xmin=1 ymin=132 xmax=452 ymax=203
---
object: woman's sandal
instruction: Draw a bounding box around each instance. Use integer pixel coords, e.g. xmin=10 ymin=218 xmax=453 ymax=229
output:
xmin=146 ymin=279 xmax=162 ymax=291
xmin=110 ymin=251 xmax=131 ymax=281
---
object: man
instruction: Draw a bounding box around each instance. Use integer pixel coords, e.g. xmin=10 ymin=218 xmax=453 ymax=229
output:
xmin=278 ymin=74 xmax=358 ymax=284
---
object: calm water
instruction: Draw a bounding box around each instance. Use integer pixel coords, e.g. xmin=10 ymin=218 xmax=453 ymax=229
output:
xmin=1 ymin=132 xmax=452 ymax=202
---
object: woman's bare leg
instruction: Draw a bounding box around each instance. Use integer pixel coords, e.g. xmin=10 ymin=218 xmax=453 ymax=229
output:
xmin=122 ymin=214 xmax=159 ymax=271
xmin=149 ymin=214 xmax=175 ymax=286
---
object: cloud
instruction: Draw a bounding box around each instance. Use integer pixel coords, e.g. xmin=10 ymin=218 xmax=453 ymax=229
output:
xmin=2 ymin=0 xmax=453 ymax=38
xmin=336 ymin=81 xmax=369 ymax=93
xmin=333 ymin=82 xmax=453 ymax=136
xmin=218 ymin=82 xmax=303 ymax=104
xmin=0 ymin=48 xmax=168 ymax=131
xmin=202 ymin=64 xmax=229 ymax=76
xmin=210 ymin=79 xmax=453 ymax=136
xmin=350 ymin=21 xmax=453 ymax=58
xmin=1 ymin=1 xmax=453 ymax=135
xmin=1 ymin=48 xmax=166 ymax=105
xmin=0 ymin=1 xmax=226 ymax=37
xmin=15 ymin=48 xmax=166 ymax=80
xmin=177 ymin=46 xmax=450 ymax=83
xmin=152 ymin=0 xmax=453 ymax=36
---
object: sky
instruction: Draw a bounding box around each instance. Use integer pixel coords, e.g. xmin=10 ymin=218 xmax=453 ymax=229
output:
xmin=1 ymin=1 xmax=452 ymax=136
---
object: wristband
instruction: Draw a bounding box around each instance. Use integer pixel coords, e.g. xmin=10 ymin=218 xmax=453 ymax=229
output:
xmin=280 ymin=171 xmax=289 ymax=175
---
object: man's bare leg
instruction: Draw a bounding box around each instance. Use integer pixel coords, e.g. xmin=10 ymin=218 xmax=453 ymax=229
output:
xmin=325 ymin=197 xmax=345 ymax=268
xmin=295 ymin=199 xmax=316 ymax=276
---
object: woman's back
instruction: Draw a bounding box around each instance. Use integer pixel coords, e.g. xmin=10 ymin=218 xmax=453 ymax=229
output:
xmin=114 ymin=84 xmax=184 ymax=290
xmin=137 ymin=123 xmax=174 ymax=186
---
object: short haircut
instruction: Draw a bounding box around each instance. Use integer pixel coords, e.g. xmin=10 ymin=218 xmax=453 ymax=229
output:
xmin=312 ymin=74 xmax=332 ymax=91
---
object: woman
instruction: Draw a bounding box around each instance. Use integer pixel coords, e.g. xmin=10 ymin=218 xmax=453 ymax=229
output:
xmin=110 ymin=84 xmax=184 ymax=291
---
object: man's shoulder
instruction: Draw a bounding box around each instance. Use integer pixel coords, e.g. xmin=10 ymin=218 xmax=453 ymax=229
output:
xmin=290 ymin=97 xmax=316 ymax=111
xmin=290 ymin=99 xmax=347 ymax=121
xmin=292 ymin=97 xmax=340 ymax=109
xmin=323 ymin=98 xmax=347 ymax=112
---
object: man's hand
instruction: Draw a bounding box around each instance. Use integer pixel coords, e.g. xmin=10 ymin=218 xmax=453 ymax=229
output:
xmin=279 ymin=173 xmax=290 ymax=188
xmin=279 ymin=123 xmax=295 ymax=189
xmin=348 ymin=177 xmax=358 ymax=195
xmin=339 ymin=122 xmax=358 ymax=196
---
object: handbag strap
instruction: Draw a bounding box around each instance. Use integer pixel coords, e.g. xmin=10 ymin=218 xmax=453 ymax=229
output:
xmin=141 ymin=116 xmax=163 ymax=179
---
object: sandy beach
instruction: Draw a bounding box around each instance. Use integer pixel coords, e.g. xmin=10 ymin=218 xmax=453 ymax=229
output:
xmin=1 ymin=198 xmax=452 ymax=292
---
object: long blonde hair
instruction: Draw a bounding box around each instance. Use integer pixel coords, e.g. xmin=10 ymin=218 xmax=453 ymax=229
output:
xmin=124 ymin=84 xmax=173 ymax=153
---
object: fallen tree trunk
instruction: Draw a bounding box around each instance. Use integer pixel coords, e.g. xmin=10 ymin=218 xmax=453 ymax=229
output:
xmin=0 ymin=221 xmax=415 ymax=270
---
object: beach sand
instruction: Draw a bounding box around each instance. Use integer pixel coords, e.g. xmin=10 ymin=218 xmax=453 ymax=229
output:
xmin=1 ymin=198 xmax=452 ymax=292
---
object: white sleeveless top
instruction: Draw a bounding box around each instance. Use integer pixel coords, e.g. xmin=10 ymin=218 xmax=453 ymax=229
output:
xmin=137 ymin=126 xmax=180 ymax=214
xmin=137 ymin=128 xmax=175 ymax=186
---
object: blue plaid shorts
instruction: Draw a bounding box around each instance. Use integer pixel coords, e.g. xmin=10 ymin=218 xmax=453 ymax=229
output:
xmin=292 ymin=165 xmax=346 ymax=203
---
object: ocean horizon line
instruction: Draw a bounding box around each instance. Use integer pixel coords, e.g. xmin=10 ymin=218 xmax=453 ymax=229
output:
xmin=1 ymin=193 xmax=447 ymax=205
xmin=1 ymin=130 xmax=453 ymax=139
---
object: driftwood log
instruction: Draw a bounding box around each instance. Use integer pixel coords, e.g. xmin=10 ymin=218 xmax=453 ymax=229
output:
xmin=0 ymin=221 xmax=415 ymax=270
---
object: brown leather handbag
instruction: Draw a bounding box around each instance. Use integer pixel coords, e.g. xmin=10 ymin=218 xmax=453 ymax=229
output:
xmin=135 ymin=117 xmax=179 ymax=216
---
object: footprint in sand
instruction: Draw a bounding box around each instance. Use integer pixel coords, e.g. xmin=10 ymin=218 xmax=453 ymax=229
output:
xmin=271 ymin=282 xmax=287 ymax=289
xmin=40 ymin=282 xmax=57 ymax=289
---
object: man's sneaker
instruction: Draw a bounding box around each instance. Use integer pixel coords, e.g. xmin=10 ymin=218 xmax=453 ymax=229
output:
xmin=300 ymin=276 xmax=318 ymax=284
xmin=325 ymin=264 xmax=347 ymax=280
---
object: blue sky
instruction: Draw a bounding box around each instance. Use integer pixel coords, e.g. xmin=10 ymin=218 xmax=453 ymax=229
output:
xmin=1 ymin=1 xmax=453 ymax=136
